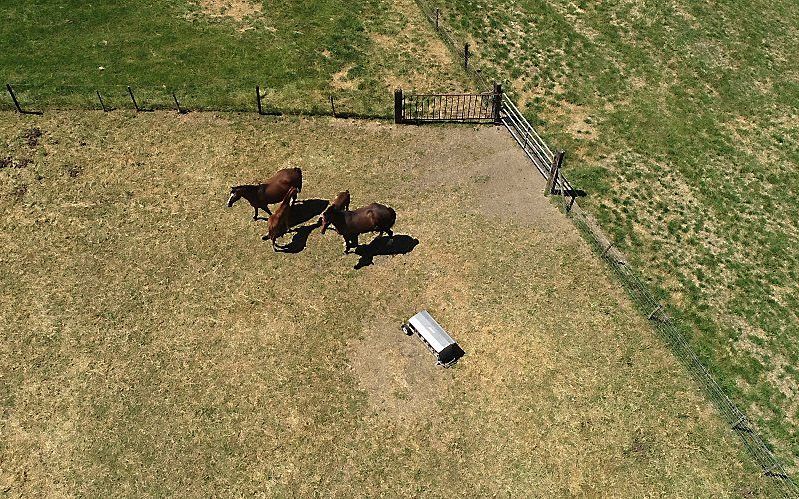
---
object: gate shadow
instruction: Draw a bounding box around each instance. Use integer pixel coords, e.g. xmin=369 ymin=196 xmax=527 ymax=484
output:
xmin=354 ymin=235 xmax=419 ymax=269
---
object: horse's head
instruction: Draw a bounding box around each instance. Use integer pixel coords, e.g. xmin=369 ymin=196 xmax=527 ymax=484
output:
xmin=320 ymin=205 xmax=331 ymax=234
xmin=283 ymin=186 xmax=298 ymax=204
xmin=320 ymin=204 xmax=340 ymax=234
xmin=227 ymin=186 xmax=243 ymax=207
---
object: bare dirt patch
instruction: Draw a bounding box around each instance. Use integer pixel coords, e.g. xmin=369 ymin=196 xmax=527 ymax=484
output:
xmin=331 ymin=65 xmax=359 ymax=91
xmin=194 ymin=0 xmax=262 ymax=20
xmin=349 ymin=318 xmax=452 ymax=422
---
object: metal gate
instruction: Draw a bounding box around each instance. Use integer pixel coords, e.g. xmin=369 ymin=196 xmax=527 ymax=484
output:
xmin=394 ymin=85 xmax=502 ymax=124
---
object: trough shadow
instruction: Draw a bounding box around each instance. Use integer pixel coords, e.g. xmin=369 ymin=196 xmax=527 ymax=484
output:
xmin=354 ymin=235 xmax=419 ymax=269
xmin=268 ymin=220 xmax=322 ymax=254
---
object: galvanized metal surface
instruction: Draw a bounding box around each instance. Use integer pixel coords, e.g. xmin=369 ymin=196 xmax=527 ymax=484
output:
xmin=404 ymin=310 xmax=465 ymax=367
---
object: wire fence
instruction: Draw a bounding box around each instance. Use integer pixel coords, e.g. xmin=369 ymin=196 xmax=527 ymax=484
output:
xmin=414 ymin=0 xmax=799 ymax=495
xmin=1 ymin=81 xmax=394 ymax=120
xmin=4 ymin=2 xmax=797 ymax=492
xmin=412 ymin=0 xmax=492 ymax=91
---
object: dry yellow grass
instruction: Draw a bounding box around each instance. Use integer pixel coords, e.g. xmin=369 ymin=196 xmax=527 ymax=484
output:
xmin=0 ymin=111 xmax=773 ymax=496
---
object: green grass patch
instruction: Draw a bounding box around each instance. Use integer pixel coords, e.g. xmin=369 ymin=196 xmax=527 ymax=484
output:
xmin=0 ymin=0 xmax=473 ymax=113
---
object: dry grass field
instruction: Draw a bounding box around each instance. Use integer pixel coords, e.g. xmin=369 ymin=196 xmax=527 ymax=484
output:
xmin=0 ymin=111 xmax=774 ymax=495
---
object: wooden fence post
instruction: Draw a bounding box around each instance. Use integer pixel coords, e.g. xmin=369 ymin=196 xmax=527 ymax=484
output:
xmin=648 ymin=304 xmax=663 ymax=320
xmin=329 ymin=95 xmax=337 ymax=117
xmin=464 ymin=43 xmax=470 ymax=70
xmin=435 ymin=8 xmax=440 ymax=30
xmin=545 ymin=150 xmax=565 ymax=196
xmin=394 ymin=88 xmax=403 ymax=124
xmin=492 ymin=82 xmax=502 ymax=124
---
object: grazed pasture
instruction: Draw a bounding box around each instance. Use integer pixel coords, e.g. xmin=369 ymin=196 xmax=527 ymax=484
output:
xmin=0 ymin=0 xmax=471 ymax=113
xmin=0 ymin=111 xmax=773 ymax=495
xmin=438 ymin=0 xmax=799 ymax=472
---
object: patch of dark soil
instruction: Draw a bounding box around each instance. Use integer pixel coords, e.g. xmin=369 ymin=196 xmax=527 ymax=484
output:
xmin=624 ymin=430 xmax=655 ymax=459
xmin=1 ymin=156 xmax=31 ymax=169
xmin=24 ymin=127 xmax=42 ymax=147
xmin=67 ymin=165 xmax=82 ymax=178
xmin=13 ymin=184 xmax=27 ymax=201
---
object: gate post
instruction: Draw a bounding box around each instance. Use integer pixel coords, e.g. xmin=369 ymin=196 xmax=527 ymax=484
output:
xmin=394 ymin=88 xmax=403 ymax=124
xmin=492 ymin=82 xmax=502 ymax=124
xmin=546 ymin=150 xmax=565 ymax=196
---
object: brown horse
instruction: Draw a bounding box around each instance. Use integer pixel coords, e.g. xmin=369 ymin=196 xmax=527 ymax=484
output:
xmin=320 ymin=190 xmax=350 ymax=234
xmin=321 ymin=202 xmax=396 ymax=253
xmin=227 ymin=167 xmax=302 ymax=220
xmin=266 ymin=187 xmax=298 ymax=250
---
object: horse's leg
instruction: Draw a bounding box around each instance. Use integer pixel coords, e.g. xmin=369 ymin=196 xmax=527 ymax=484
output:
xmin=253 ymin=207 xmax=258 ymax=220
xmin=344 ymin=235 xmax=357 ymax=254
xmin=386 ymin=228 xmax=393 ymax=238
xmin=264 ymin=206 xmax=273 ymax=216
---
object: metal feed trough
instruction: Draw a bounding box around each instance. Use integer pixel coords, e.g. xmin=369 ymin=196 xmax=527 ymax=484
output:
xmin=402 ymin=310 xmax=465 ymax=367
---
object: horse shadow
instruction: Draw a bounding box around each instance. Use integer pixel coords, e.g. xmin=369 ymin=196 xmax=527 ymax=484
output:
xmin=255 ymin=198 xmax=328 ymax=224
xmin=290 ymin=198 xmax=328 ymax=226
xmin=262 ymin=199 xmax=328 ymax=254
xmin=353 ymin=234 xmax=419 ymax=269
xmin=274 ymin=220 xmax=322 ymax=254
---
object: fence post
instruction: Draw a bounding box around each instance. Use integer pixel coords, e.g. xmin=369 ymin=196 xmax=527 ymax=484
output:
xmin=6 ymin=84 xmax=23 ymax=113
xmin=464 ymin=43 xmax=470 ymax=70
xmin=394 ymin=88 xmax=403 ymax=124
xmin=256 ymin=86 xmax=263 ymax=115
xmin=545 ymin=150 xmax=564 ymax=196
xmin=172 ymin=93 xmax=185 ymax=114
xmin=6 ymin=84 xmax=42 ymax=115
xmin=647 ymin=304 xmax=663 ymax=320
xmin=127 ymin=86 xmax=141 ymax=112
xmin=492 ymin=82 xmax=502 ymax=124
xmin=329 ymin=95 xmax=337 ymax=117
xmin=96 ymin=91 xmax=108 ymax=112
xmin=435 ymin=8 xmax=440 ymax=30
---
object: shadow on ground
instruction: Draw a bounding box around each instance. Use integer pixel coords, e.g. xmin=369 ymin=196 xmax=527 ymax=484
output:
xmin=274 ymin=220 xmax=322 ymax=254
xmin=263 ymin=199 xmax=328 ymax=254
xmin=354 ymin=235 xmax=419 ymax=269
xmin=289 ymin=198 xmax=329 ymax=226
